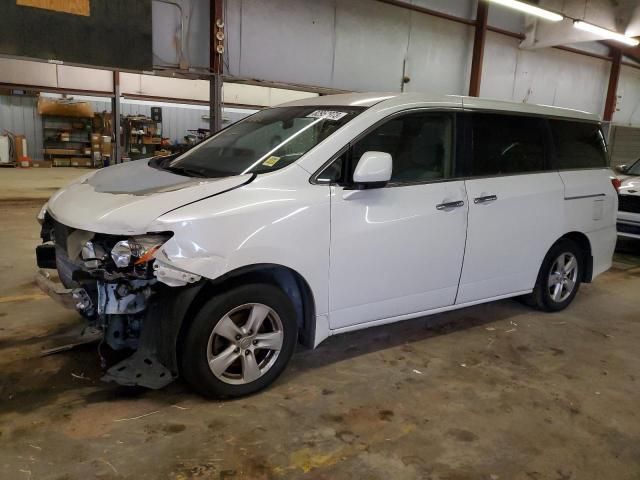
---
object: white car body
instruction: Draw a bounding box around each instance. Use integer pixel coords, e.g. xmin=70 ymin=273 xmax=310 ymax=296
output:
xmin=616 ymin=159 xmax=640 ymax=239
xmin=38 ymin=93 xmax=618 ymax=392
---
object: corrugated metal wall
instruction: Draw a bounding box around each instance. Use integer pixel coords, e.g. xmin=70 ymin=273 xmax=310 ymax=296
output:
xmin=0 ymin=95 xmax=253 ymax=161
xmin=0 ymin=95 xmax=42 ymax=160
xmin=224 ymin=0 xmax=610 ymax=117
xmin=225 ymin=0 xmax=475 ymax=93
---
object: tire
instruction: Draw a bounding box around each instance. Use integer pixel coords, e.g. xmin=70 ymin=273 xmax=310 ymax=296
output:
xmin=180 ymin=283 xmax=297 ymax=398
xmin=527 ymin=238 xmax=583 ymax=312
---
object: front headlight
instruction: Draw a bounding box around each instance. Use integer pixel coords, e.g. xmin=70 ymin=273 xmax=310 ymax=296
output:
xmin=37 ymin=202 xmax=48 ymax=225
xmin=110 ymin=233 xmax=173 ymax=268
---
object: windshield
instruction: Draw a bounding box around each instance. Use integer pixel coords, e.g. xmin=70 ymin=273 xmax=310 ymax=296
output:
xmin=165 ymin=106 xmax=363 ymax=178
xmin=627 ymin=159 xmax=640 ymax=176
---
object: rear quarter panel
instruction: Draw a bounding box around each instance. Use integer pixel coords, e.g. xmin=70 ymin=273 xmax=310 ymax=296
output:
xmin=559 ymin=169 xmax=617 ymax=278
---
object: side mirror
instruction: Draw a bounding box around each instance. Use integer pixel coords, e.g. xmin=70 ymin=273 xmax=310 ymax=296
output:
xmin=352 ymin=151 xmax=392 ymax=189
xmin=615 ymin=164 xmax=628 ymax=174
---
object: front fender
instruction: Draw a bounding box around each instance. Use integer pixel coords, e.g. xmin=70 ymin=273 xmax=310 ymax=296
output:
xmin=149 ymin=167 xmax=331 ymax=317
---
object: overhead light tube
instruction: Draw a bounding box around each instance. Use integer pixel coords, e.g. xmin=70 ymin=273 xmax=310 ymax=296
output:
xmin=488 ymin=0 xmax=563 ymax=22
xmin=573 ymin=20 xmax=640 ymax=47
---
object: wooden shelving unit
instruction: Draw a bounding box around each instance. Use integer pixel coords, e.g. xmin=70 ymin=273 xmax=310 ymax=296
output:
xmin=123 ymin=116 xmax=162 ymax=161
xmin=42 ymin=115 xmax=93 ymax=167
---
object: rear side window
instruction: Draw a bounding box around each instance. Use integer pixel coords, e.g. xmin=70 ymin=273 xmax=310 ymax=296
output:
xmin=549 ymin=120 xmax=607 ymax=169
xmin=468 ymin=113 xmax=546 ymax=176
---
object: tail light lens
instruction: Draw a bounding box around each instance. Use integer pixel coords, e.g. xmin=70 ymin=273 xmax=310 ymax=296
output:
xmin=611 ymin=178 xmax=621 ymax=193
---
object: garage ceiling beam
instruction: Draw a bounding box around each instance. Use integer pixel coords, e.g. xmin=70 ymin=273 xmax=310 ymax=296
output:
xmin=469 ymin=1 xmax=489 ymax=97
xmin=375 ymin=0 xmax=474 ymax=26
xmin=604 ymin=48 xmax=622 ymax=122
xmin=603 ymin=40 xmax=640 ymax=65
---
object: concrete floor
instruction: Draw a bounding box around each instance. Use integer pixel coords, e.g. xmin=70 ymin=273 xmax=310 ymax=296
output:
xmin=1 ymin=168 xmax=640 ymax=480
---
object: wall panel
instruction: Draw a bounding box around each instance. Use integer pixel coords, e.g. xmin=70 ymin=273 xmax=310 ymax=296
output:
xmin=332 ymin=0 xmax=410 ymax=91
xmin=482 ymin=32 xmax=609 ymax=116
xmin=404 ymin=12 xmax=473 ymax=95
xmin=235 ymin=0 xmax=336 ymax=86
xmin=615 ymin=66 xmax=640 ymax=127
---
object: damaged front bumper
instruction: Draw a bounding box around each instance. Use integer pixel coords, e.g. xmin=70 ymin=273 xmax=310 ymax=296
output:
xmin=34 ymin=268 xmax=84 ymax=310
xmin=35 ymin=265 xmax=204 ymax=389
xmin=35 ymin=215 xmax=206 ymax=390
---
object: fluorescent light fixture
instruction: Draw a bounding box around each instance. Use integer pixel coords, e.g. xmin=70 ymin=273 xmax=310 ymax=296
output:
xmin=488 ymin=0 xmax=563 ymax=22
xmin=573 ymin=20 xmax=639 ymax=47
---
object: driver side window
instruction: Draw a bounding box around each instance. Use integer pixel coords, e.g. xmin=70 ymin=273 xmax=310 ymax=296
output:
xmin=351 ymin=112 xmax=453 ymax=184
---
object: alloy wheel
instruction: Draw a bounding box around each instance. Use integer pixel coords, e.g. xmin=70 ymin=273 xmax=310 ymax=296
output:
xmin=547 ymin=252 xmax=578 ymax=303
xmin=206 ymin=303 xmax=284 ymax=385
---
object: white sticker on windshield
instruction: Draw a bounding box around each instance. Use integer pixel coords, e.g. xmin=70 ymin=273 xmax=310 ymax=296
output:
xmin=306 ymin=110 xmax=348 ymax=121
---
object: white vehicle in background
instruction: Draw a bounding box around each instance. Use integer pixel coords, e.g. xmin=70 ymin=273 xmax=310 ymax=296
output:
xmin=615 ymin=158 xmax=640 ymax=240
xmin=35 ymin=93 xmax=618 ymax=398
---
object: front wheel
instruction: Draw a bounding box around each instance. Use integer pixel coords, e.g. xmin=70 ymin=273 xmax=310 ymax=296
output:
xmin=180 ymin=283 xmax=297 ymax=398
xmin=527 ymin=239 xmax=583 ymax=312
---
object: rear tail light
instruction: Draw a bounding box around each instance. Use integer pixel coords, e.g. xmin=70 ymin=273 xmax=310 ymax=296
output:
xmin=612 ymin=178 xmax=621 ymax=193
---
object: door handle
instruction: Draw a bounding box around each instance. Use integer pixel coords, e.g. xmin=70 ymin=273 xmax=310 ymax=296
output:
xmin=474 ymin=195 xmax=498 ymax=204
xmin=436 ymin=200 xmax=465 ymax=211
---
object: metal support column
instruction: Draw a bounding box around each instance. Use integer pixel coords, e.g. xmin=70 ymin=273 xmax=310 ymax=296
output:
xmin=603 ymin=48 xmax=622 ymax=122
xmin=469 ymin=0 xmax=489 ymax=97
xmin=112 ymin=70 xmax=121 ymax=164
xmin=210 ymin=0 xmax=224 ymax=133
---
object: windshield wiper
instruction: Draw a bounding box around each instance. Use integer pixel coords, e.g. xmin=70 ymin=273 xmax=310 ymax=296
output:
xmin=163 ymin=165 xmax=208 ymax=178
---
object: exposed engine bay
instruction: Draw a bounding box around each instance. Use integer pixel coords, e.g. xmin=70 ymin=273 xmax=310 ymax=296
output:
xmin=36 ymin=212 xmax=202 ymax=389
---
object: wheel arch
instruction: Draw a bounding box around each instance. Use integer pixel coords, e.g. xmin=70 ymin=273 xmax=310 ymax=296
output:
xmin=557 ymin=231 xmax=593 ymax=283
xmin=178 ymin=263 xmax=318 ymax=355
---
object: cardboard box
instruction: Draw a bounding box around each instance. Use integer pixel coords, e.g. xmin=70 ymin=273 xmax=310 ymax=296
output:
xmin=45 ymin=148 xmax=78 ymax=155
xmin=14 ymin=135 xmax=27 ymax=162
xmin=31 ymin=160 xmax=53 ymax=168
xmin=70 ymin=157 xmax=93 ymax=167
xmin=53 ymin=158 xmax=71 ymax=167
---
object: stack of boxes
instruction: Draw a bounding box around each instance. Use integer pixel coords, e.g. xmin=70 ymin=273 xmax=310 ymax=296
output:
xmin=101 ymin=136 xmax=112 ymax=166
xmin=91 ymin=133 xmax=101 ymax=166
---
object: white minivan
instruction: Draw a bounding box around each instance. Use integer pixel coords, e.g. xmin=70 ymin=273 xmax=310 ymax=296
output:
xmin=36 ymin=93 xmax=618 ymax=397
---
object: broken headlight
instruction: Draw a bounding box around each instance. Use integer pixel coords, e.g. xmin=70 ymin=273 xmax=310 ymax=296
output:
xmin=110 ymin=233 xmax=173 ymax=268
xmin=37 ymin=202 xmax=48 ymax=225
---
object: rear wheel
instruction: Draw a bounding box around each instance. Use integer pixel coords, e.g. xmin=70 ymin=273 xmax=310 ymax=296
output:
xmin=527 ymin=239 xmax=583 ymax=312
xmin=180 ymin=283 xmax=297 ymax=398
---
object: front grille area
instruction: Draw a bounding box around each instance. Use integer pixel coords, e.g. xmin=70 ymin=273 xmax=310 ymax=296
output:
xmin=618 ymin=194 xmax=640 ymax=214
xmin=617 ymin=222 xmax=640 ymax=236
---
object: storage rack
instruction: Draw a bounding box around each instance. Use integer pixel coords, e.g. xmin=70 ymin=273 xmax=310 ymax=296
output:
xmin=42 ymin=115 xmax=92 ymax=166
xmin=123 ymin=116 xmax=162 ymax=161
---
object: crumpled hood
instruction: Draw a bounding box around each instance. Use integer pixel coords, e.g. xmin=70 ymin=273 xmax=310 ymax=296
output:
xmin=620 ymin=175 xmax=640 ymax=195
xmin=47 ymin=160 xmax=252 ymax=234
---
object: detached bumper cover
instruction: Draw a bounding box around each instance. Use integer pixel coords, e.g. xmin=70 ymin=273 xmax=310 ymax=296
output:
xmin=34 ymin=269 xmax=77 ymax=309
